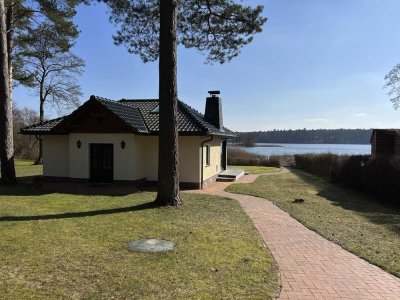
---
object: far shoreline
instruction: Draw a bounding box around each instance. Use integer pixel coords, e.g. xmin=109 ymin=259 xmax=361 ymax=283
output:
xmin=229 ymin=143 xmax=371 ymax=147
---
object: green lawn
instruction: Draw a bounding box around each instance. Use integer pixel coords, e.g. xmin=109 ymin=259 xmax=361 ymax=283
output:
xmin=14 ymin=159 xmax=43 ymax=178
xmin=226 ymin=170 xmax=400 ymax=277
xmin=228 ymin=165 xmax=281 ymax=174
xmin=0 ymin=161 xmax=279 ymax=299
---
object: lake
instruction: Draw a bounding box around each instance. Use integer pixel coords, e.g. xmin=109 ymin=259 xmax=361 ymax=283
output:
xmin=244 ymin=143 xmax=371 ymax=156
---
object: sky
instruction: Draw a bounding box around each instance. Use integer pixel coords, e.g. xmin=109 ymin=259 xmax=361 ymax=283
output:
xmin=13 ymin=0 xmax=400 ymax=131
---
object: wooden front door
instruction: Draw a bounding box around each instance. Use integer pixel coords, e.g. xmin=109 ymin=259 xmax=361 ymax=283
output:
xmin=221 ymin=140 xmax=227 ymax=171
xmin=90 ymin=144 xmax=114 ymax=183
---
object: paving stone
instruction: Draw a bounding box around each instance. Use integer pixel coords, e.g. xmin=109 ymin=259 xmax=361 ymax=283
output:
xmin=186 ymin=168 xmax=400 ymax=299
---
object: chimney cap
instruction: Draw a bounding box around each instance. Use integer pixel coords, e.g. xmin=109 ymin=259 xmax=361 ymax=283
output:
xmin=208 ymin=90 xmax=220 ymax=96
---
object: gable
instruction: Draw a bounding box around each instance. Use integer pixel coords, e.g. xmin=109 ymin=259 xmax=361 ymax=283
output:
xmin=53 ymin=100 xmax=137 ymax=134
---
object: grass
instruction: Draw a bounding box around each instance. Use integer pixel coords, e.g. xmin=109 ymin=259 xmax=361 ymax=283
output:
xmin=226 ymin=169 xmax=400 ymax=277
xmin=229 ymin=165 xmax=281 ymax=174
xmin=0 ymin=161 xmax=279 ymax=299
xmin=14 ymin=159 xmax=43 ymax=178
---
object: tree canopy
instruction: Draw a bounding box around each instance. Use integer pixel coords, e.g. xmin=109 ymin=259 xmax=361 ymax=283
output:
xmin=384 ymin=63 xmax=400 ymax=110
xmin=16 ymin=23 xmax=84 ymax=115
xmin=102 ymin=0 xmax=267 ymax=63
xmin=10 ymin=0 xmax=84 ymax=83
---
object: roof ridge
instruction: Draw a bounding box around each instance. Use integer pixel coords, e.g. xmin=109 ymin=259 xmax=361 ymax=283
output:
xmin=178 ymin=100 xmax=234 ymax=135
xmin=95 ymin=96 xmax=140 ymax=109
xmin=180 ymin=101 xmax=205 ymax=116
xmin=136 ymin=105 xmax=151 ymax=133
xmin=119 ymin=99 xmax=159 ymax=102
xmin=90 ymin=95 xmax=115 ymax=102
xmin=92 ymin=96 xmax=152 ymax=117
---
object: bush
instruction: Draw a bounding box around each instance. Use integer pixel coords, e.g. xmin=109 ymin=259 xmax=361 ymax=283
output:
xmin=294 ymin=153 xmax=340 ymax=179
xmin=335 ymin=155 xmax=368 ymax=188
xmin=360 ymin=156 xmax=400 ymax=204
xmin=227 ymin=147 xmax=280 ymax=167
xmin=13 ymin=105 xmax=39 ymax=160
xmin=295 ymin=153 xmax=400 ymax=206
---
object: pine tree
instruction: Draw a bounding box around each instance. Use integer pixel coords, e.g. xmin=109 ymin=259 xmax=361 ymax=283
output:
xmin=102 ymin=0 xmax=267 ymax=205
xmin=0 ymin=0 xmax=84 ymax=182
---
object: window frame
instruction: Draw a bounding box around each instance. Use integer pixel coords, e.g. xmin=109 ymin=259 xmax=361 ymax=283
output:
xmin=205 ymin=144 xmax=211 ymax=166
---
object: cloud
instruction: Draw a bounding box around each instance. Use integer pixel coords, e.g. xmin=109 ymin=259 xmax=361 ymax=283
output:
xmin=353 ymin=113 xmax=367 ymax=117
xmin=305 ymin=118 xmax=329 ymax=122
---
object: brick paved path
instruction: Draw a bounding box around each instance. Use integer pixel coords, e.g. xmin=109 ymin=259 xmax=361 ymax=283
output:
xmin=187 ymin=170 xmax=400 ymax=299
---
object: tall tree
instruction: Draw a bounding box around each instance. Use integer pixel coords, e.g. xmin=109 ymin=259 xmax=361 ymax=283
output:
xmin=102 ymin=0 xmax=266 ymax=206
xmin=0 ymin=0 xmax=16 ymax=183
xmin=156 ymin=0 xmax=180 ymax=205
xmin=17 ymin=23 xmax=84 ymax=164
xmin=384 ymin=64 xmax=400 ymax=110
xmin=0 ymin=0 xmax=83 ymax=180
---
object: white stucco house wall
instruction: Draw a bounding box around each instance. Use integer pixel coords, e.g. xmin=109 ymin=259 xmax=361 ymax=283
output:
xmin=21 ymin=92 xmax=236 ymax=189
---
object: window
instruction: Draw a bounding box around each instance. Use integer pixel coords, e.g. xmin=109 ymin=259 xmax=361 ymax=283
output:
xmin=205 ymin=144 xmax=211 ymax=166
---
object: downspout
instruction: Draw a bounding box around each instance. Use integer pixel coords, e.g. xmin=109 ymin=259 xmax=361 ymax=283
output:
xmin=201 ymin=135 xmax=213 ymax=189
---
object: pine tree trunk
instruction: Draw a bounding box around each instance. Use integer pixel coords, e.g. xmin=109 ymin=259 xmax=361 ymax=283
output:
xmin=6 ymin=1 xmax=12 ymax=91
xmin=0 ymin=0 xmax=16 ymax=184
xmin=154 ymin=0 xmax=182 ymax=206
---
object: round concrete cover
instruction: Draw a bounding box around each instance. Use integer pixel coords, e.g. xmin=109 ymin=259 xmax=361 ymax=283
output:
xmin=127 ymin=239 xmax=175 ymax=253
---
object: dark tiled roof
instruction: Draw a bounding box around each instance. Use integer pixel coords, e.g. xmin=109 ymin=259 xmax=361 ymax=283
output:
xmin=119 ymin=98 xmax=235 ymax=136
xmin=119 ymin=99 xmax=204 ymax=133
xmin=178 ymin=100 xmax=235 ymax=136
xmin=95 ymin=97 xmax=148 ymax=133
xmin=20 ymin=117 xmax=65 ymax=134
xmin=21 ymin=95 xmax=236 ymax=137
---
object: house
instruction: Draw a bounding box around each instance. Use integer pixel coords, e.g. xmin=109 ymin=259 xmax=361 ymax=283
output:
xmin=21 ymin=91 xmax=237 ymax=188
xmin=370 ymin=129 xmax=400 ymax=156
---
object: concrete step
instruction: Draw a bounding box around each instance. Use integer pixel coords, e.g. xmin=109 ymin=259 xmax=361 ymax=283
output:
xmin=216 ymin=177 xmax=236 ymax=182
xmin=218 ymin=174 xmax=238 ymax=179
xmin=217 ymin=168 xmax=245 ymax=182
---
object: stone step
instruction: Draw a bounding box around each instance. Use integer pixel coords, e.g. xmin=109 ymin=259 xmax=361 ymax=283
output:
xmin=216 ymin=168 xmax=245 ymax=182
xmin=216 ymin=177 xmax=236 ymax=182
xmin=218 ymin=174 xmax=238 ymax=179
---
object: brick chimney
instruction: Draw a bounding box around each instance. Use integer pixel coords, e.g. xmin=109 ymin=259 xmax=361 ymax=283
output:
xmin=205 ymin=90 xmax=223 ymax=129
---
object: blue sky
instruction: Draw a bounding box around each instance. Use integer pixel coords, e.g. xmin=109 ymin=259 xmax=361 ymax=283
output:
xmin=13 ymin=0 xmax=400 ymax=131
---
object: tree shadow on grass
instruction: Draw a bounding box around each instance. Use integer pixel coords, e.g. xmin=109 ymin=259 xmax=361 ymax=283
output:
xmin=0 ymin=179 xmax=149 ymax=197
xmin=290 ymin=169 xmax=400 ymax=235
xmin=0 ymin=201 xmax=158 ymax=222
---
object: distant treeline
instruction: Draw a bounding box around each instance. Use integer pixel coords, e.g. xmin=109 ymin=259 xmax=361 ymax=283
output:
xmin=234 ymin=129 xmax=373 ymax=145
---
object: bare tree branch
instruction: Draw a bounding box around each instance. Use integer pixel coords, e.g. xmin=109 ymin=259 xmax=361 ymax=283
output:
xmin=384 ymin=64 xmax=400 ymax=110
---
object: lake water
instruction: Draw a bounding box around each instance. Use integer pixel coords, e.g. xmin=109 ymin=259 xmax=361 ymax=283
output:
xmin=244 ymin=143 xmax=371 ymax=156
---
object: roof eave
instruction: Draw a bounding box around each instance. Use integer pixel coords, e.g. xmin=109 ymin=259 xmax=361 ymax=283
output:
xmin=210 ymin=132 xmax=237 ymax=138
xmin=20 ymin=129 xmax=65 ymax=135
